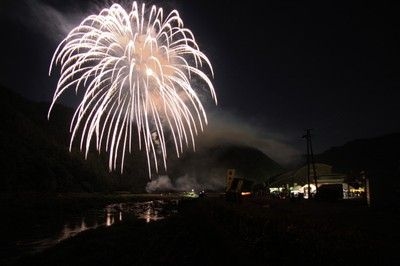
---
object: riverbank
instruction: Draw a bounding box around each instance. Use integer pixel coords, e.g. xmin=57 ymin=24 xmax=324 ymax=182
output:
xmin=0 ymin=192 xmax=185 ymax=212
xmin=0 ymin=192 xmax=187 ymax=265
xmin=7 ymin=196 xmax=400 ymax=266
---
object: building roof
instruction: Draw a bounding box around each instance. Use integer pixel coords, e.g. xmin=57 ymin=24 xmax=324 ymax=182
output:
xmin=269 ymin=163 xmax=346 ymax=187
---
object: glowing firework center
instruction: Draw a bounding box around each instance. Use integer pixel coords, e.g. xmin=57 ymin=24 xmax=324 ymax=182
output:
xmin=48 ymin=2 xmax=217 ymax=176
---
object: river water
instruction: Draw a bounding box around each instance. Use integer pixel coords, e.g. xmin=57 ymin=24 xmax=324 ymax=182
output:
xmin=1 ymin=199 xmax=179 ymax=263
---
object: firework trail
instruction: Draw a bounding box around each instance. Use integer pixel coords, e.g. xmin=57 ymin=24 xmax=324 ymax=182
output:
xmin=48 ymin=2 xmax=217 ymax=176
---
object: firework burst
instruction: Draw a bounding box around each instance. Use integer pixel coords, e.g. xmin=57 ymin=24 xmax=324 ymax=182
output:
xmin=48 ymin=2 xmax=217 ymax=176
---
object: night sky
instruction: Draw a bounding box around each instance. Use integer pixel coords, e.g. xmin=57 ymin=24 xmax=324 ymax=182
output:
xmin=1 ymin=0 xmax=399 ymax=163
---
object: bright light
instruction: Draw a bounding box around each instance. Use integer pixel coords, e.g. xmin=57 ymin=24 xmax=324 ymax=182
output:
xmin=146 ymin=68 xmax=153 ymax=76
xmin=48 ymin=2 xmax=217 ymax=176
xmin=241 ymin=192 xmax=251 ymax=196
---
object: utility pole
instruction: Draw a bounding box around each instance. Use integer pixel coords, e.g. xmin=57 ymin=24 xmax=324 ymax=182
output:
xmin=308 ymin=130 xmax=318 ymax=192
xmin=303 ymin=129 xmax=318 ymax=198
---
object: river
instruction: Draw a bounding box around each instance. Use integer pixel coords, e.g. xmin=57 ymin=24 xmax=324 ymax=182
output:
xmin=1 ymin=199 xmax=179 ymax=264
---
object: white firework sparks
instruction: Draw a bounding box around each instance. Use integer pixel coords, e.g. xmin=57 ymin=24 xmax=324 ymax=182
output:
xmin=48 ymin=2 xmax=217 ymax=176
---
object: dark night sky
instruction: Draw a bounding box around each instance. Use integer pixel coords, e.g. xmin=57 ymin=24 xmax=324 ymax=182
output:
xmin=0 ymin=0 xmax=399 ymax=161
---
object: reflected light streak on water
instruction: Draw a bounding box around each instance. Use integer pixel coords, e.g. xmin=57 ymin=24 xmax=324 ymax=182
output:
xmin=3 ymin=200 xmax=179 ymax=262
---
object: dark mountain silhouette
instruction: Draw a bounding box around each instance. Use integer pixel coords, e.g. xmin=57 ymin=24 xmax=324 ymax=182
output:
xmin=317 ymin=133 xmax=400 ymax=175
xmin=168 ymin=144 xmax=284 ymax=186
xmin=0 ymin=85 xmax=151 ymax=192
xmin=0 ymin=85 xmax=282 ymax=192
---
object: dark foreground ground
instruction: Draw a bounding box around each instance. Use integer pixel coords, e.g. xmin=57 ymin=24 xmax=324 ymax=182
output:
xmin=6 ymin=195 xmax=400 ymax=266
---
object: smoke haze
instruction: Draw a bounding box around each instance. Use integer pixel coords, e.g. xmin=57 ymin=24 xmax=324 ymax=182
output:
xmin=12 ymin=1 xmax=85 ymax=43
xmin=198 ymin=111 xmax=302 ymax=166
xmin=146 ymin=175 xmax=225 ymax=193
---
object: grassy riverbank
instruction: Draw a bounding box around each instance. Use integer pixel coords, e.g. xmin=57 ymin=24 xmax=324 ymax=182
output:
xmin=8 ymin=196 xmax=400 ymax=266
